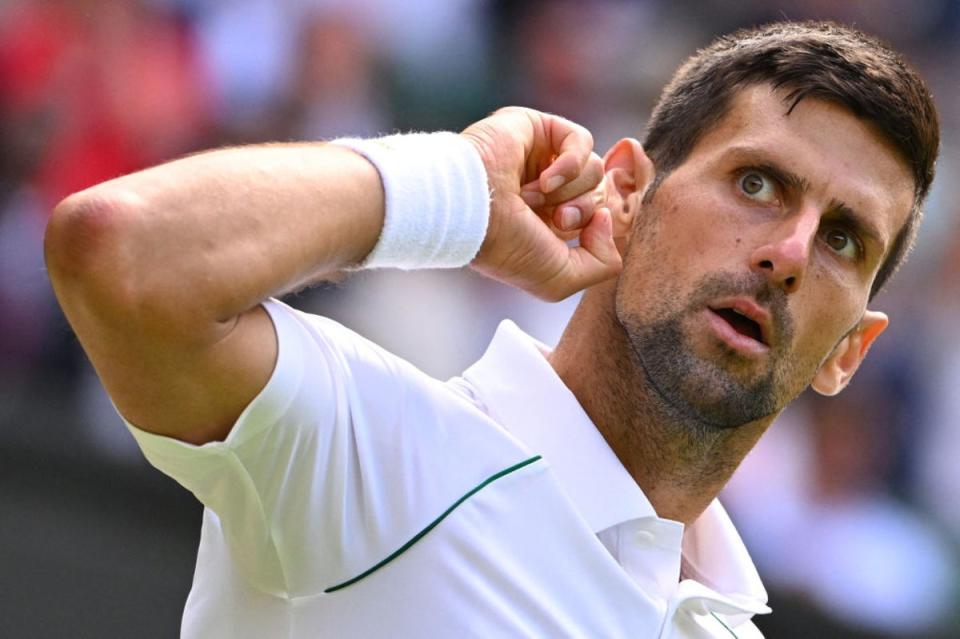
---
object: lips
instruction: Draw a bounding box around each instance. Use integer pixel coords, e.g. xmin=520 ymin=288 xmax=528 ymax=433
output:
xmin=707 ymin=298 xmax=773 ymax=350
xmin=712 ymin=307 xmax=764 ymax=344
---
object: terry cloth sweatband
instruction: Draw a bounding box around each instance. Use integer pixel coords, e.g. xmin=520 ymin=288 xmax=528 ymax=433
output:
xmin=332 ymin=132 xmax=490 ymax=270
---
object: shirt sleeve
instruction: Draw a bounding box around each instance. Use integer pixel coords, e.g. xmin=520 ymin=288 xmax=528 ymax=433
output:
xmin=123 ymin=299 xmax=521 ymax=599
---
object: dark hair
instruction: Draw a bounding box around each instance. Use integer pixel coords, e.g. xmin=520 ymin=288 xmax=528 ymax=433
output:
xmin=643 ymin=21 xmax=939 ymax=299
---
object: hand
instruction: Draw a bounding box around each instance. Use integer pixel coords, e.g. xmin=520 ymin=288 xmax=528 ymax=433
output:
xmin=462 ymin=107 xmax=621 ymax=301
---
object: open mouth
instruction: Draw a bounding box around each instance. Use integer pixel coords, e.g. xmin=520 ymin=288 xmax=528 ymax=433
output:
xmin=711 ymin=307 xmax=765 ymax=345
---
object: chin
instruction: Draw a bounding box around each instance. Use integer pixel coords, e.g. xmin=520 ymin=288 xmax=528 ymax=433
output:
xmin=631 ymin=317 xmax=784 ymax=430
xmin=651 ymin=364 xmax=780 ymax=430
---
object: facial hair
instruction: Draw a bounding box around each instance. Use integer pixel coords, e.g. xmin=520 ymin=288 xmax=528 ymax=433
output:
xmin=621 ymin=270 xmax=802 ymax=431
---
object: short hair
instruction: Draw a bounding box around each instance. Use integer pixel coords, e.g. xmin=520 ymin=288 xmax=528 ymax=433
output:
xmin=643 ymin=21 xmax=939 ymax=299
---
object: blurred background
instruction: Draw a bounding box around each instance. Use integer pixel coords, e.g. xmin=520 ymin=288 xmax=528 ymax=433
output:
xmin=1 ymin=0 xmax=958 ymax=637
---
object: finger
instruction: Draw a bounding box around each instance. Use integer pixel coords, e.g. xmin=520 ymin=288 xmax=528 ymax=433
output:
xmin=556 ymin=205 xmax=583 ymax=234
xmin=520 ymin=188 xmax=546 ymax=210
xmin=522 ymin=185 xmax=602 ymax=233
xmin=536 ymin=206 xmax=580 ymax=241
xmin=521 ymin=187 xmax=604 ymax=239
xmin=551 ymin=185 xmax=605 ymax=232
xmin=541 ymin=152 xmax=604 ymax=206
xmin=544 ymin=207 xmax=622 ymax=300
xmin=537 ymin=116 xmax=595 ymax=194
xmin=522 ymin=152 xmax=603 ymax=220
xmin=512 ymin=203 xmax=579 ymax=242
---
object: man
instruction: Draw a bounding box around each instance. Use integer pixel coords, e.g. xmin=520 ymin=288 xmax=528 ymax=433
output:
xmin=45 ymin=21 xmax=938 ymax=638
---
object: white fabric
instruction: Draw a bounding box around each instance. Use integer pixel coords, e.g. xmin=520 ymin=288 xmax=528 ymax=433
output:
xmin=458 ymin=318 xmax=770 ymax=636
xmin=332 ymin=132 xmax=490 ymax=269
xmin=126 ymin=300 xmax=769 ymax=638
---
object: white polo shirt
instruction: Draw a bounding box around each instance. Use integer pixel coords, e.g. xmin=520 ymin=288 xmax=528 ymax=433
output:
xmin=127 ymin=299 xmax=770 ymax=638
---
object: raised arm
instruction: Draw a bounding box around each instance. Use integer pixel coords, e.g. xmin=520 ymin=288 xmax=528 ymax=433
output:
xmin=44 ymin=108 xmax=620 ymax=445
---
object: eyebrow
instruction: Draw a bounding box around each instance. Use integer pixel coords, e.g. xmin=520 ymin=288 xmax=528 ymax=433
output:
xmin=725 ymin=146 xmax=888 ymax=255
xmin=725 ymin=145 xmax=811 ymax=194
xmin=754 ymin=161 xmax=811 ymax=196
xmin=825 ymin=199 xmax=886 ymax=256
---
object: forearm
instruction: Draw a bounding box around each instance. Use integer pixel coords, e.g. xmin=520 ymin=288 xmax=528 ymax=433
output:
xmin=42 ymin=110 xmax=613 ymax=443
xmin=45 ymin=143 xmax=384 ymax=337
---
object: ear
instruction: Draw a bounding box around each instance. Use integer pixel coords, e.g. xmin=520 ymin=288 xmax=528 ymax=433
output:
xmin=602 ymin=138 xmax=654 ymax=238
xmin=811 ymin=310 xmax=888 ymax=396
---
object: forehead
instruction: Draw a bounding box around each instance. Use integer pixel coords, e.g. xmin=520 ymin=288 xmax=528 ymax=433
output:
xmin=682 ymin=85 xmax=916 ymax=249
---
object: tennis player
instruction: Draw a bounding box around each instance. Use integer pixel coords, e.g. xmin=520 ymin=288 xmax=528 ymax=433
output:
xmin=45 ymin=21 xmax=938 ymax=638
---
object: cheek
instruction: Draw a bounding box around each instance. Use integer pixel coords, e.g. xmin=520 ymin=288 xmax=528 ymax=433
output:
xmin=790 ymin=292 xmax=864 ymax=362
xmin=631 ymin=190 xmax=729 ymax=260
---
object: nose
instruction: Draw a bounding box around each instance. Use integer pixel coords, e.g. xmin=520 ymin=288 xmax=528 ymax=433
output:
xmin=750 ymin=208 xmax=819 ymax=293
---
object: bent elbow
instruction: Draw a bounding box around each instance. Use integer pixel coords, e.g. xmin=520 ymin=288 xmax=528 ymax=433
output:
xmin=45 ymin=189 xmax=144 ymax=308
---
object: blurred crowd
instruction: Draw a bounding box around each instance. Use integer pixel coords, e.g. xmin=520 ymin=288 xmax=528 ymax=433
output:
xmin=2 ymin=0 xmax=959 ymax=637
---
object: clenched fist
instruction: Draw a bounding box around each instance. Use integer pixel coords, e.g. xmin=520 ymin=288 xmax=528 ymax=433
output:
xmin=462 ymin=107 xmax=622 ymax=301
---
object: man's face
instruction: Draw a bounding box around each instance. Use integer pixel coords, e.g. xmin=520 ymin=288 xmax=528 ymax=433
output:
xmin=615 ymin=85 xmax=915 ymax=429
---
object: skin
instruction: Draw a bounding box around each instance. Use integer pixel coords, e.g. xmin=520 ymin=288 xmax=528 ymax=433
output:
xmin=44 ymin=108 xmax=618 ymax=445
xmin=549 ymin=85 xmax=915 ymax=524
xmin=44 ymin=87 xmax=913 ymax=529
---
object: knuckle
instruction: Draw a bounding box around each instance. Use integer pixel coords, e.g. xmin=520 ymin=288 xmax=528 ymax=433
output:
xmin=586 ymin=153 xmax=604 ymax=176
xmin=565 ymin=120 xmax=593 ymax=148
xmin=580 ymin=126 xmax=595 ymax=148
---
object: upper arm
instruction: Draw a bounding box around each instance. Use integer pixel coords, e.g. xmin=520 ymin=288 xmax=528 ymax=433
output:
xmin=44 ymin=194 xmax=277 ymax=445
xmin=88 ymin=303 xmax=277 ymax=445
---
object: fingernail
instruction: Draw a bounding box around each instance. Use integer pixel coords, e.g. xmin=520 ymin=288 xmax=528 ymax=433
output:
xmin=545 ymin=175 xmax=566 ymax=193
xmin=560 ymin=206 xmax=582 ymax=230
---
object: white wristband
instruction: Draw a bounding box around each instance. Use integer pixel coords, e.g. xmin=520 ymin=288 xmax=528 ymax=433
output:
xmin=332 ymin=132 xmax=490 ymax=270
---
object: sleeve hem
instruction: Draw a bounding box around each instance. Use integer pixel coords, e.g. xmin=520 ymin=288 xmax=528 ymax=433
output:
xmin=123 ymin=299 xmax=306 ymax=461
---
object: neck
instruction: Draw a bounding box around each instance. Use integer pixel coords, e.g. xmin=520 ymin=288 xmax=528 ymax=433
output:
xmin=548 ymin=282 xmax=772 ymax=525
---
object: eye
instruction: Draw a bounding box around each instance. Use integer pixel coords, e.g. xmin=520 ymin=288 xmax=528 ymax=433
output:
xmin=738 ymin=171 xmax=777 ymax=204
xmin=822 ymin=227 xmax=861 ymax=260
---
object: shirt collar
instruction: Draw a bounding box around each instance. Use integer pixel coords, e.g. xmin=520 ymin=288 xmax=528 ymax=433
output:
xmin=462 ymin=320 xmax=656 ymax=532
xmin=460 ymin=320 xmax=768 ymax=611
xmin=683 ymin=500 xmax=768 ymax=610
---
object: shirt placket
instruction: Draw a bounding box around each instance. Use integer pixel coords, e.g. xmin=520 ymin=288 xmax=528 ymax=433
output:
xmin=611 ymin=518 xmax=765 ymax=638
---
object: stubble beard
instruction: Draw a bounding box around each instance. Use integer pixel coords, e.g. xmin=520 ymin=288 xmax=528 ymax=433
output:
xmin=618 ymin=271 xmax=802 ymax=435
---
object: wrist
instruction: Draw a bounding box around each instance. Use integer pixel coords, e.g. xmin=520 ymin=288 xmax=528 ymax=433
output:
xmin=331 ymin=132 xmax=490 ymax=270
